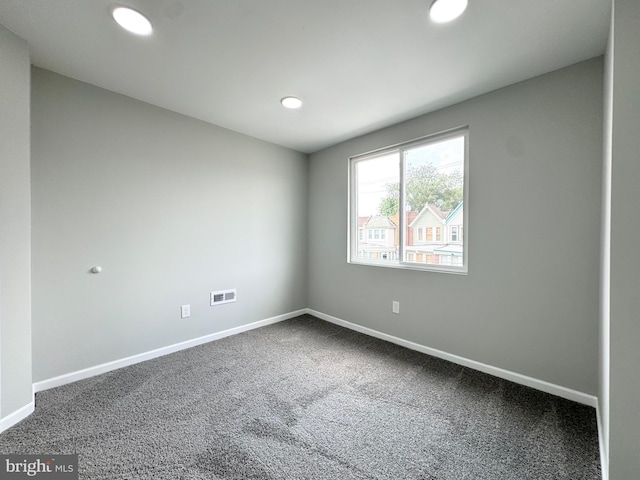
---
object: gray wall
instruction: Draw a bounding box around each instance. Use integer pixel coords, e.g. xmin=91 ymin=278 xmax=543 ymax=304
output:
xmin=309 ymin=58 xmax=603 ymax=396
xmin=0 ymin=23 xmax=32 ymax=417
xmin=608 ymin=0 xmax=640 ymax=477
xmin=31 ymin=68 xmax=308 ymax=382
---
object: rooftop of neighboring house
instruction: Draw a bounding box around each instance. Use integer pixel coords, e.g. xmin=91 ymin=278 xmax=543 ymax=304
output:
xmin=445 ymin=202 xmax=463 ymax=223
xmin=358 ymin=216 xmax=371 ymax=228
xmin=366 ymin=215 xmax=397 ymax=229
xmin=406 ymin=211 xmax=418 ymax=225
xmin=409 ymin=203 xmax=451 ymax=227
xmin=428 ymin=203 xmax=450 ymax=220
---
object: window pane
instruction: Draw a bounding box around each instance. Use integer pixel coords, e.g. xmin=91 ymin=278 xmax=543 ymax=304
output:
xmin=402 ymin=136 xmax=465 ymax=267
xmin=353 ymin=152 xmax=400 ymax=262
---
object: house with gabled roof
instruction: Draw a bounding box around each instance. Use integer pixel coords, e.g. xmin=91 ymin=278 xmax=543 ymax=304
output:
xmin=404 ymin=203 xmax=447 ymax=264
xmin=357 ymin=216 xmax=371 ymax=243
xmin=409 ymin=203 xmax=448 ymax=244
xmin=356 ymin=215 xmax=397 ymax=261
xmin=404 ymin=202 xmax=463 ymax=265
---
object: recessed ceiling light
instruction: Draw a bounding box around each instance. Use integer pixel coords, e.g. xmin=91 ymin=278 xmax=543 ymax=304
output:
xmin=429 ymin=0 xmax=468 ymax=23
xmin=281 ymin=96 xmax=303 ymax=109
xmin=112 ymin=7 xmax=153 ymax=35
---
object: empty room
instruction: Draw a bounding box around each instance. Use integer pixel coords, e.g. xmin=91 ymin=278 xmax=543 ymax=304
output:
xmin=0 ymin=0 xmax=638 ymax=479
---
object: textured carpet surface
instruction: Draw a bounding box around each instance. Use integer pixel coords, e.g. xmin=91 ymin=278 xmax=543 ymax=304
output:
xmin=1 ymin=315 xmax=601 ymax=479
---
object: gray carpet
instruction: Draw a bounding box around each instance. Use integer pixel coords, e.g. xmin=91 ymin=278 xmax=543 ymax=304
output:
xmin=0 ymin=314 xmax=601 ymax=479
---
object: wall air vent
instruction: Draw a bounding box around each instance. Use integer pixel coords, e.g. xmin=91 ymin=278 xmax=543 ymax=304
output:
xmin=211 ymin=289 xmax=237 ymax=306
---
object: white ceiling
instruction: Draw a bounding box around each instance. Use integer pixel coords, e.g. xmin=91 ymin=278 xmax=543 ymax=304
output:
xmin=0 ymin=0 xmax=611 ymax=153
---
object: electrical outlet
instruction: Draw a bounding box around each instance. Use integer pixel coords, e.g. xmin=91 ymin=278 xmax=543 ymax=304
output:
xmin=181 ymin=304 xmax=191 ymax=318
xmin=392 ymin=301 xmax=400 ymax=314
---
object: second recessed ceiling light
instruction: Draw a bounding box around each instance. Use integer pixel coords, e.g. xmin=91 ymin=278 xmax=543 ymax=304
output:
xmin=281 ymin=97 xmax=303 ymax=109
xmin=112 ymin=7 xmax=153 ymax=35
xmin=429 ymin=0 xmax=468 ymax=23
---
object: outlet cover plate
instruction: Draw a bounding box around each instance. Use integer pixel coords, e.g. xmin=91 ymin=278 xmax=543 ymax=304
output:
xmin=392 ymin=301 xmax=400 ymax=314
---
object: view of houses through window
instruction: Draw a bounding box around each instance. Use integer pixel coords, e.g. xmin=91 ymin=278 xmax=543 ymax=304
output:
xmin=350 ymin=129 xmax=467 ymax=272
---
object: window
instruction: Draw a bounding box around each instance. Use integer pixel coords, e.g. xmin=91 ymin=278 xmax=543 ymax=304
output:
xmin=426 ymin=227 xmax=433 ymax=241
xmin=349 ymin=127 xmax=468 ymax=273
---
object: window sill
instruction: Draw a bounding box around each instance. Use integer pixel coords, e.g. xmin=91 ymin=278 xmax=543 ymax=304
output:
xmin=347 ymin=258 xmax=468 ymax=275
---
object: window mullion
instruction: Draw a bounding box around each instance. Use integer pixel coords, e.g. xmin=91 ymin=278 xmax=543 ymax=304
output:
xmin=398 ymin=149 xmax=406 ymax=264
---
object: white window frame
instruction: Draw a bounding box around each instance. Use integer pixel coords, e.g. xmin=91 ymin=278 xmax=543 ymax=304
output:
xmin=451 ymin=226 xmax=459 ymax=242
xmin=348 ymin=126 xmax=469 ymax=274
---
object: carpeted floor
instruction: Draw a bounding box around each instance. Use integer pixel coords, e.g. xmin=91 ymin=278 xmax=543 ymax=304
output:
xmin=0 ymin=314 xmax=601 ymax=479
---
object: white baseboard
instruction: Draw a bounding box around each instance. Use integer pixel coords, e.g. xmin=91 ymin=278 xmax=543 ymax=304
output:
xmin=33 ymin=309 xmax=306 ymax=393
xmin=0 ymin=400 xmax=34 ymax=434
xmin=306 ymin=308 xmax=598 ymax=408
xmin=5 ymin=306 xmax=606 ymax=468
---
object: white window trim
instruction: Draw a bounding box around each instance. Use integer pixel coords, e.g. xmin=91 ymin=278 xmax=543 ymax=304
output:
xmin=348 ymin=126 xmax=469 ymax=274
xmin=450 ymin=225 xmax=459 ymax=242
